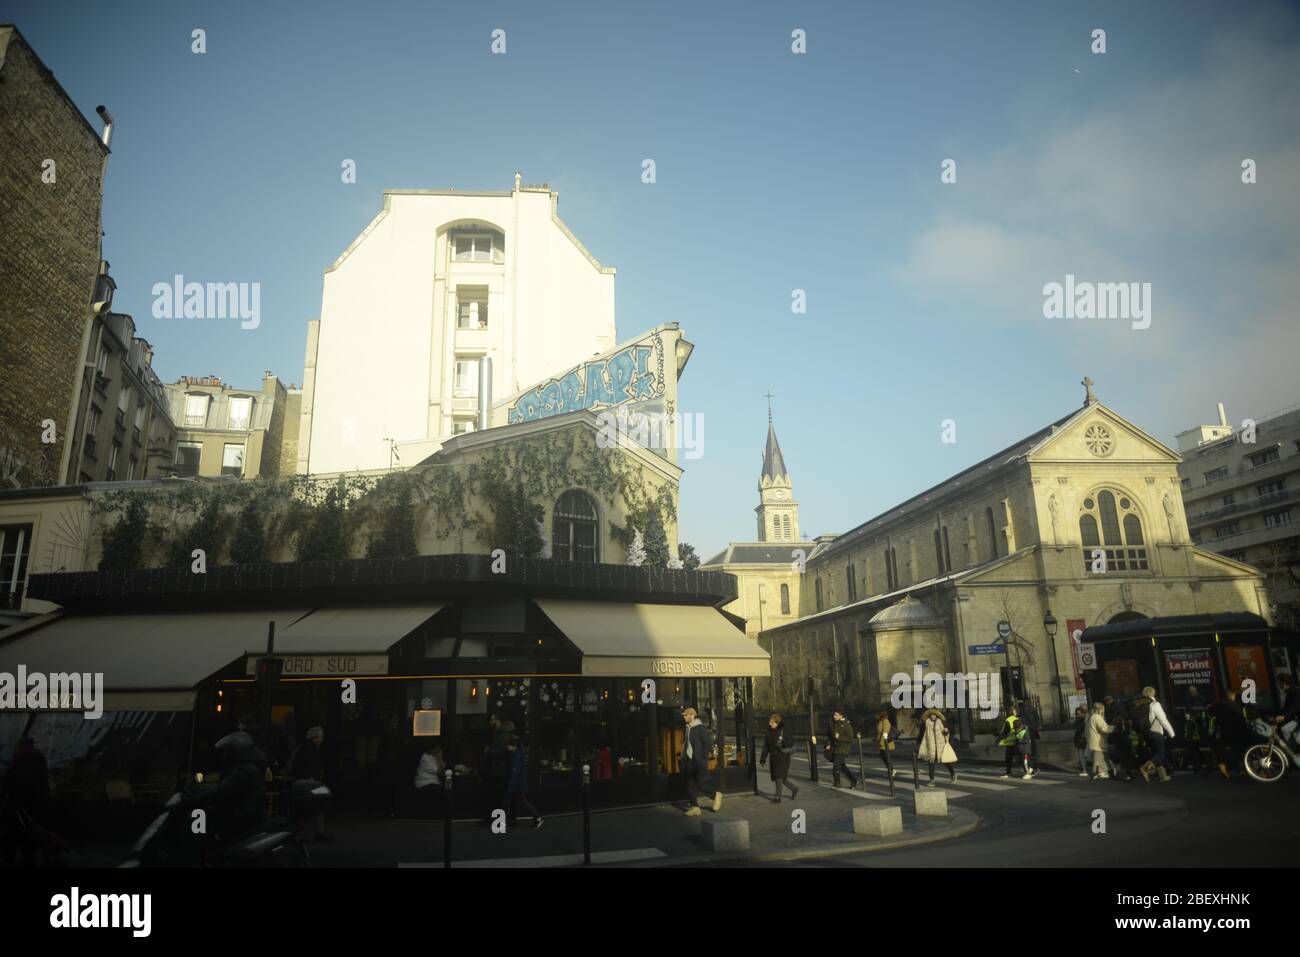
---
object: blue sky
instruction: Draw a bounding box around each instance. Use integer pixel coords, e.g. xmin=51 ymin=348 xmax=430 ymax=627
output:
xmin=8 ymin=0 xmax=1299 ymax=558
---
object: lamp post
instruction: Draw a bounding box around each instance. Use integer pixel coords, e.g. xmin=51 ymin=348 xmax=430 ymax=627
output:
xmin=1044 ymin=609 xmax=1064 ymax=724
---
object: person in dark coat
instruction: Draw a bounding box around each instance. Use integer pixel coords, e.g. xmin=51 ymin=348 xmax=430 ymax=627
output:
xmin=760 ymin=713 xmax=799 ymax=803
xmin=680 ymin=707 xmax=721 ymax=815
xmin=1212 ymin=688 xmax=1252 ymax=779
xmin=504 ymin=728 xmax=543 ymax=830
xmin=479 ymin=717 xmax=513 ymax=825
xmin=187 ymin=731 xmax=268 ymax=845
xmin=828 ymin=709 xmax=859 ymax=789
xmin=1 ymin=737 xmax=52 ymax=867
xmin=288 ymin=726 xmax=330 ymax=841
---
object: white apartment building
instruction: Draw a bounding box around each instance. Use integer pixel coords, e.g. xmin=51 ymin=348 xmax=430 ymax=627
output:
xmin=297 ymin=173 xmax=618 ymax=475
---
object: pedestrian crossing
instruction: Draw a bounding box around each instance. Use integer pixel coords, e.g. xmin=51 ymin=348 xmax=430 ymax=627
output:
xmin=785 ymin=753 xmax=1074 ymax=800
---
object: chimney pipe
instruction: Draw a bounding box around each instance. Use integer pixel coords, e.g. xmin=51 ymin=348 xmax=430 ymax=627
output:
xmin=478 ymin=357 xmax=492 ymax=431
xmin=96 ymin=105 xmax=113 ymax=149
xmin=1217 ymin=402 xmax=1228 ymax=427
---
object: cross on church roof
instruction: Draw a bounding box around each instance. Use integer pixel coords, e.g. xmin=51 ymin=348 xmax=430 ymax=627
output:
xmin=1082 ymin=377 xmax=1096 ymax=406
xmin=763 ymin=390 xmax=775 ymax=424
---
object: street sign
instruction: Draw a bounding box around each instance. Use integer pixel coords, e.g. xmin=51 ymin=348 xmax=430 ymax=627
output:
xmin=1079 ymin=643 xmax=1097 ymax=671
xmin=969 ymin=644 xmax=1007 ymax=656
xmin=997 ymin=620 xmax=1012 ymax=640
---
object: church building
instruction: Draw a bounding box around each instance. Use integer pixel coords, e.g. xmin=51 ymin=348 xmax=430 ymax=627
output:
xmin=726 ymin=381 xmax=1269 ymax=724
xmin=701 ymin=409 xmax=817 ymax=639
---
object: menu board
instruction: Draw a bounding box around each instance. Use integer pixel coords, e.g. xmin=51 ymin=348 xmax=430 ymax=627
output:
xmin=1162 ymin=648 xmax=1217 ymax=708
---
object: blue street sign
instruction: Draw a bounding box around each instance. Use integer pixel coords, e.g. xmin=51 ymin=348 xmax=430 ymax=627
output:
xmin=969 ymin=644 xmax=1007 ymax=656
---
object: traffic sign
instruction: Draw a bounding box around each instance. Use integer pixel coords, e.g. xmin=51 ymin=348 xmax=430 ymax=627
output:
xmin=997 ymin=620 xmax=1012 ymax=640
xmin=1079 ymin=643 xmax=1097 ymax=671
xmin=969 ymin=644 xmax=1007 ymax=656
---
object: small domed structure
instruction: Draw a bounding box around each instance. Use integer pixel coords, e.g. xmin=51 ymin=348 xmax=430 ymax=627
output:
xmin=866 ymin=596 xmax=951 ymax=700
xmin=868 ymin=595 xmax=944 ymax=631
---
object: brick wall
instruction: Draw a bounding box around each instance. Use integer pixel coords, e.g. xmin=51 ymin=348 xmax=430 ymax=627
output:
xmin=0 ymin=28 xmax=106 ymax=489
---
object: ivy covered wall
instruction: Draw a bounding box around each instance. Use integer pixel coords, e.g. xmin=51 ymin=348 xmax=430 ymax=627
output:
xmin=84 ymin=421 xmax=679 ymax=572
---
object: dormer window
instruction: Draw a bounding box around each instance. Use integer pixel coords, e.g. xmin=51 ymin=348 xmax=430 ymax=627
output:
xmin=451 ymin=231 xmax=502 ymax=263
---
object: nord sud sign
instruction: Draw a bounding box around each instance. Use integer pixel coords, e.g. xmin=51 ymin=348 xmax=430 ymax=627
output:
xmin=244 ymin=654 xmax=388 ymax=677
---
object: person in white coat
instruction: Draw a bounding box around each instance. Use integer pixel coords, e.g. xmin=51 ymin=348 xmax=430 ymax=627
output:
xmin=1140 ymin=686 xmax=1176 ymax=783
xmin=1086 ymin=702 xmax=1116 ymax=779
xmin=917 ymin=708 xmax=959 ymax=785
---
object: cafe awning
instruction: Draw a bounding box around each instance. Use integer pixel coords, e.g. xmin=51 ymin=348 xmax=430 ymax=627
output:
xmin=534 ymin=600 xmax=770 ymax=678
xmin=273 ymin=603 xmax=446 ymax=655
xmin=0 ymin=608 xmax=309 ymax=711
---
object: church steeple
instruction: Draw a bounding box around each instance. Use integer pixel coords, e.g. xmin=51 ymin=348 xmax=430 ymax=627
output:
xmin=756 ymin=400 xmax=798 ymax=541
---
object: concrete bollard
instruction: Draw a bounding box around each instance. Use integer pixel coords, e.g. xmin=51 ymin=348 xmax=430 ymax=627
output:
xmin=913 ymin=788 xmax=948 ymax=817
xmin=852 ymin=804 xmax=903 ymax=837
xmin=701 ymin=816 xmax=750 ymax=852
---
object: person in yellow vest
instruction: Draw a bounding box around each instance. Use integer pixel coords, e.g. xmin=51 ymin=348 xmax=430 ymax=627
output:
xmin=997 ymin=706 xmax=1033 ymax=780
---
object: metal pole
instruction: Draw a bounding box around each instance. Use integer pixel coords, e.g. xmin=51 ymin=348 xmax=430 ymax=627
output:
xmin=581 ymin=763 xmax=591 ymax=866
xmin=855 ymin=735 xmax=866 ymax=792
xmin=260 ymin=621 xmax=276 ymax=752
xmin=807 ymin=678 xmax=819 ymax=783
xmin=751 ymin=735 xmax=760 ymax=796
xmin=443 ymin=769 xmax=453 ymax=869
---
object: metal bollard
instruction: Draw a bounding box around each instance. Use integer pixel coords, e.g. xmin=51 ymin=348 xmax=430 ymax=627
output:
xmin=808 ymin=737 xmax=819 ymax=783
xmin=884 ymin=745 xmax=895 ymax=798
xmin=912 ymin=745 xmax=920 ymax=791
xmin=581 ymin=763 xmax=591 ymax=866
xmin=443 ymin=768 xmax=453 ymax=869
xmin=751 ymin=736 xmax=760 ymax=796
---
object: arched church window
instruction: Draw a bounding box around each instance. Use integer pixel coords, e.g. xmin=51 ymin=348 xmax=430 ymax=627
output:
xmin=553 ymin=490 xmax=599 ymax=563
xmin=1079 ymin=490 xmax=1148 ymax=573
xmin=780 ymin=583 xmax=790 ymax=615
xmin=782 ymin=515 xmax=791 ymax=538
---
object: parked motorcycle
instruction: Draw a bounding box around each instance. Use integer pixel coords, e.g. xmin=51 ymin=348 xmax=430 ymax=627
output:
xmin=121 ymin=731 xmax=329 ymax=867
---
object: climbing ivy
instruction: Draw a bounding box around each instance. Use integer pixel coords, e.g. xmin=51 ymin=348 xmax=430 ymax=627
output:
xmin=86 ymin=425 xmax=674 ymax=570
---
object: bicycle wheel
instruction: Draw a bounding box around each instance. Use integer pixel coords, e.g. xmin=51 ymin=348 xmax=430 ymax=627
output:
xmin=1243 ymin=744 xmax=1287 ymax=783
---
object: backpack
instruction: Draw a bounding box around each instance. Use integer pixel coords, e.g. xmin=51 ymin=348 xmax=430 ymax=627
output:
xmin=1133 ymin=698 xmax=1152 ymax=731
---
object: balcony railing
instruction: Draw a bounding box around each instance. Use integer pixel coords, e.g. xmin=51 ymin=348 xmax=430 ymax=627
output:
xmin=1187 ymin=486 xmax=1298 ymax=525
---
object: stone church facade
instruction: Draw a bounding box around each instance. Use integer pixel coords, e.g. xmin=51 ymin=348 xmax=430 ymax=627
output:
xmin=726 ymin=383 xmax=1269 ymax=723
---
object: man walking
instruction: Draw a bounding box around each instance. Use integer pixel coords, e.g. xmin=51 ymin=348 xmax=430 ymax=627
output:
xmin=828 ymin=708 xmax=859 ymax=789
xmin=681 ymin=707 xmax=721 ymax=816
xmin=1138 ymin=686 xmax=1176 ymax=783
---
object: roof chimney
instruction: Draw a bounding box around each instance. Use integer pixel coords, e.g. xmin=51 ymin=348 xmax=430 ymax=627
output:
xmin=1217 ymin=402 xmax=1228 ymax=427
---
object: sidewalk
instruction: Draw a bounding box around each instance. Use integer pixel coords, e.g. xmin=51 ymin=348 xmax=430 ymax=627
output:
xmin=319 ymin=779 xmax=979 ymax=868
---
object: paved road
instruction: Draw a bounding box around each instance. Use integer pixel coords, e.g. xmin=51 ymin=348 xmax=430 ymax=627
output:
xmin=748 ymin=749 xmax=1300 ymax=867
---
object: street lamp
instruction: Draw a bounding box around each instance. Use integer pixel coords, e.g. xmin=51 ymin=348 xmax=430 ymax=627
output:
xmin=1043 ymin=609 xmax=1065 ymax=724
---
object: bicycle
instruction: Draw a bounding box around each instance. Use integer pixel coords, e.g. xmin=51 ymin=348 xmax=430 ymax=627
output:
xmin=1243 ymin=723 xmax=1298 ymax=784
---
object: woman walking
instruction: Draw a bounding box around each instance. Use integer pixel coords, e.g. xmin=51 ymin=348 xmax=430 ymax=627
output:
xmin=760 ymin=713 xmax=799 ymax=803
xmin=1073 ymin=705 xmax=1090 ymax=777
xmin=917 ymin=708 xmax=958 ymax=785
xmin=875 ymin=710 xmax=898 ymax=781
xmin=1086 ymin=702 xmax=1116 ymax=779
